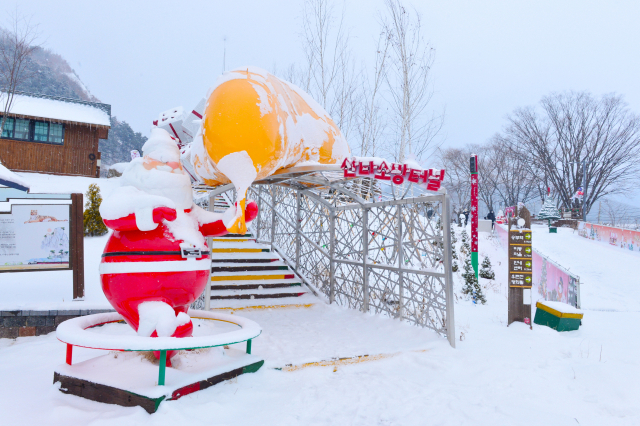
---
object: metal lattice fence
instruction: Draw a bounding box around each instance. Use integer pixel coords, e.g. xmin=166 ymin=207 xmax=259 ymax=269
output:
xmin=206 ymin=167 xmax=455 ymax=347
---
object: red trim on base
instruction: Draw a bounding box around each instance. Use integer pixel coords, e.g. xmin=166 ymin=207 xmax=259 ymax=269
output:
xmin=66 ymin=344 xmax=73 ymax=365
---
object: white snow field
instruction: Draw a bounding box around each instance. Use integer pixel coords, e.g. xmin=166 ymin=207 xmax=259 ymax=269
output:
xmin=1 ymin=174 xmax=639 ymax=425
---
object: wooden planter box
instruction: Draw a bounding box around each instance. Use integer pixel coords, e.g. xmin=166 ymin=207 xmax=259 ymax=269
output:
xmin=534 ymin=301 xmax=583 ymax=331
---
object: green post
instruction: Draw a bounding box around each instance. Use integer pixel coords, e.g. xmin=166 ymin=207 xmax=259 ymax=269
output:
xmin=246 ymin=339 xmax=252 ymax=354
xmin=158 ymin=350 xmax=166 ymax=386
xmin=471 ymin=251 xmax=478 ymax=278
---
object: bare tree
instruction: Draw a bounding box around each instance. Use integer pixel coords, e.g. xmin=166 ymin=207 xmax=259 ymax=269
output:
xmin=500 ymin=92 xmax=640 ymax=215
xmin=440 ymin=141 xmax=539 ymax=218
xmin=0 ymin=12 xmax=40 ymax=138
xmin=355 ymin=31 xmax=390 ymax=157
xmin=382 ymin=0 xmax=443 ymax=162
xmin=483 ymin=140 xmax=539 ymax=208
xmin=301 ymin=0 xmax=358 ymax=141
xmin=439 ymin=147 xmax=471 ymax=213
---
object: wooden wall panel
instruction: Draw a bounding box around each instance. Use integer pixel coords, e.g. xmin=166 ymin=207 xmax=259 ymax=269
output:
xmin=0 ymin=123 xmax=105 ymax=177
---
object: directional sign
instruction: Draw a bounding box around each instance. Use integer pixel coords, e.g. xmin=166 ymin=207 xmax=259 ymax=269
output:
xmin=509 ymin=229 xmax=532 ymax=288
xmin=509 ymin=258 xmax=532 ymax=273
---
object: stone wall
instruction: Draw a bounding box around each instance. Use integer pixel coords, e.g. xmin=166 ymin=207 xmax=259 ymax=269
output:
xmin=0 ymin=309 xmax=114 ymax=339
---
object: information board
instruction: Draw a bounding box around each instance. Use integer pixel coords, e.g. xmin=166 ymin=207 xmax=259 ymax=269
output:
xmin=0 ymin=204 xmax=71 ymax=271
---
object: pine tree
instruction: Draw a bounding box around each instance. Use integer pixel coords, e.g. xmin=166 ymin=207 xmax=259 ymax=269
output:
xmin=461 ymin=257 xmax=487 ymax=304
xmin=461 ymin=257 xmax=475 ymax=294
xmin=479 ymin=256 xmax=495 ymax=279
xmin=450 ymin=228 xmax=457 ymax=244
xmin=83 ymin=184 xmax=108 ymax=236
xmin=538 ymin=197 xmax=561 ymax=224
xmin=451 ymin=235 xmax=459 ymax=272
xmin=460 ymin=230 xmax=470 ymax=254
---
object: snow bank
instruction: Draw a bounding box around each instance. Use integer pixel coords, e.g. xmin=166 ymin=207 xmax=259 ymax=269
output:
xmin=538 ymin=300 xmax=583 ymax=315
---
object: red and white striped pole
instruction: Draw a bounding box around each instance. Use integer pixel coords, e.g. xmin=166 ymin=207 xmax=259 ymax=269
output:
xmin=470 ymin=154 xmax=479 ymax=279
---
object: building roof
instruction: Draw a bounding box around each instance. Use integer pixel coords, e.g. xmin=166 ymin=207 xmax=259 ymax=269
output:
xmin=1 ymin=90 xmax=111 ymax=127
xmin=0 ymin=162 xmax=30 ymax=191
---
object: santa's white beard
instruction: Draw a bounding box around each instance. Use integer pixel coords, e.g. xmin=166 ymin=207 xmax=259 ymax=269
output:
xmin=120 ymin=160 xmax=193 ymax=211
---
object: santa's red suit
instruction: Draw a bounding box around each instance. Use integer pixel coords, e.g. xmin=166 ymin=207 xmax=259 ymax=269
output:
xmin=99 ymin=129 xmax=257 ymax=365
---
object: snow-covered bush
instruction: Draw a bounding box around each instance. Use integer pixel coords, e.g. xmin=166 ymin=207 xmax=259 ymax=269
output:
xmin=538 ymin=197 xmax=561 ymax=225
xmin=460 ymin=230 xmax=470 ymax=254
xmin=479 ymin=256 xmax=495 ymax=280
xmin=83 ymin=184 xmax=108 ymax=236
xmin=462 ymin=257 xmax=486 ymax=304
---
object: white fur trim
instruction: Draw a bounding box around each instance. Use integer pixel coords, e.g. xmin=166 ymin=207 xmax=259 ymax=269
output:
xmin=135 ymin=206 xmax=158 ymax=231
xmin=99 ymin=258 xmax=210 ymax=274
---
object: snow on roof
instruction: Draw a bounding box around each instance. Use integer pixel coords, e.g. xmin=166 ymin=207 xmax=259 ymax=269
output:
xmin=1 ymin=91 xmax=111 ymax=127
xmin=0 ymin=162 xmax=30 ymax=191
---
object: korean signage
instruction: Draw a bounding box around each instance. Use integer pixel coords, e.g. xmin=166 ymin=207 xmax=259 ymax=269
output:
xmin=509 ymin=229 xmax=532 ymax=288
xmin=0 ymin=204 xmax=71 ymax=271
xmin=340 ymin=157 xmax=445 ymax=192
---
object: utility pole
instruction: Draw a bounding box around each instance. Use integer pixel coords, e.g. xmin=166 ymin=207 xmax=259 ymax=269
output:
xmin=223 ymin=37 xmax=227 ymax=73
xmin=582 ymin=159 xmax=587 ymax=221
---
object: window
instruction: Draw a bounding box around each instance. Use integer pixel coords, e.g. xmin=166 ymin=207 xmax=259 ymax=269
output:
xmin=0 ymin=116 xmax=64 ymax=144
xmin=1 ymin=118 xmax=14 ymax=138
xmin=14 ymin=119 xmax=30 ymax=140
xmin=49 ymin=123 xmax=64 ymax=144
xmin=34 ymin=121 xmax=49 ymax=142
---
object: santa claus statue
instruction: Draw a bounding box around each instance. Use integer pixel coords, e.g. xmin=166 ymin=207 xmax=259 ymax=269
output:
xmin=99 ymin=128 xmax=257 ymax=365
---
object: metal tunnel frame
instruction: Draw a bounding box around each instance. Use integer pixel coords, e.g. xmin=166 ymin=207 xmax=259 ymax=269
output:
xmin=202 ymin=165 xmax=456 ymax=347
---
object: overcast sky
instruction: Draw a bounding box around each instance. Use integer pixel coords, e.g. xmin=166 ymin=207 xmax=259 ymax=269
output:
xmin=7 ymin=0 xmax=640 ymax=158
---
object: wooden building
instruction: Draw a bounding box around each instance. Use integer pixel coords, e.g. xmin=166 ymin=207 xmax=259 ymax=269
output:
xmin=0 ymin=91 xmax=111 ymax=177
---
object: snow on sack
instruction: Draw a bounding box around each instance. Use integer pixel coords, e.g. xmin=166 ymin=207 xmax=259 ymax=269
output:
xmin=188 ymin=66 xmax=351 ymax=234
xmin=137 ymin=301 xmax=191 ymax=338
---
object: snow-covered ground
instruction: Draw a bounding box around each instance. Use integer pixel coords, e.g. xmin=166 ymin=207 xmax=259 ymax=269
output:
xmin=1 ymin=174 xmax=639 ymax=425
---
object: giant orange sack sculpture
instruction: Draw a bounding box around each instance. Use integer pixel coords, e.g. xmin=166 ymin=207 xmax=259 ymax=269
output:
xmin=189 ymin=67 xmax=350 ymax=234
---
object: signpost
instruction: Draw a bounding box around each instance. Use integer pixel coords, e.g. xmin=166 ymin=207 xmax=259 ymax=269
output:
xmin=508 ymin=205 xmax=532 ymax=326
xmin=470 ymin=154 xmax=478 ymax=279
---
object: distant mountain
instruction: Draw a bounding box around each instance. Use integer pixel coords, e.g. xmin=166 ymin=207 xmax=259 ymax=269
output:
xmin=13 ymin=45 xmax=146 ymax=172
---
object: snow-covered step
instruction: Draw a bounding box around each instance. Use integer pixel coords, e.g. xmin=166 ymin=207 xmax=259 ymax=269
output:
xmin=211 ymin=262 xmax=290 ymax=273
xmin=212 ymin=274 xmax=297 ymax=282
xmin=211 ymin=260 xmax=288 ymax=267
xmin=209 ymin=247 xmax=271 ymax=253
xmin=210 ymin=253 xmax=280 ymax=262
xmin=211 ymin=233 xmax=255 ymax=243
xmin=205 ymin=228 xmax=317 ymax=310
xmin=210 ymin=286 xmax=307 ymax=300
xmin=211 ymin=283 xmax=302 ymax=291
xmin=211 ymin=278 xmax=302 ymax=288
xmin=209 ymin=293 xmax=318 ymax=311
xmin=209 ymin=241 xmax=267 ymax=249
xmin=211 ymin=269 xmax=295 ymax=278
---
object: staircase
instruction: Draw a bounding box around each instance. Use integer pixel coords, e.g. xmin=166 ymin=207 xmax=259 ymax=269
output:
xmin=206 ymin=195 xmax=318 ymax=311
